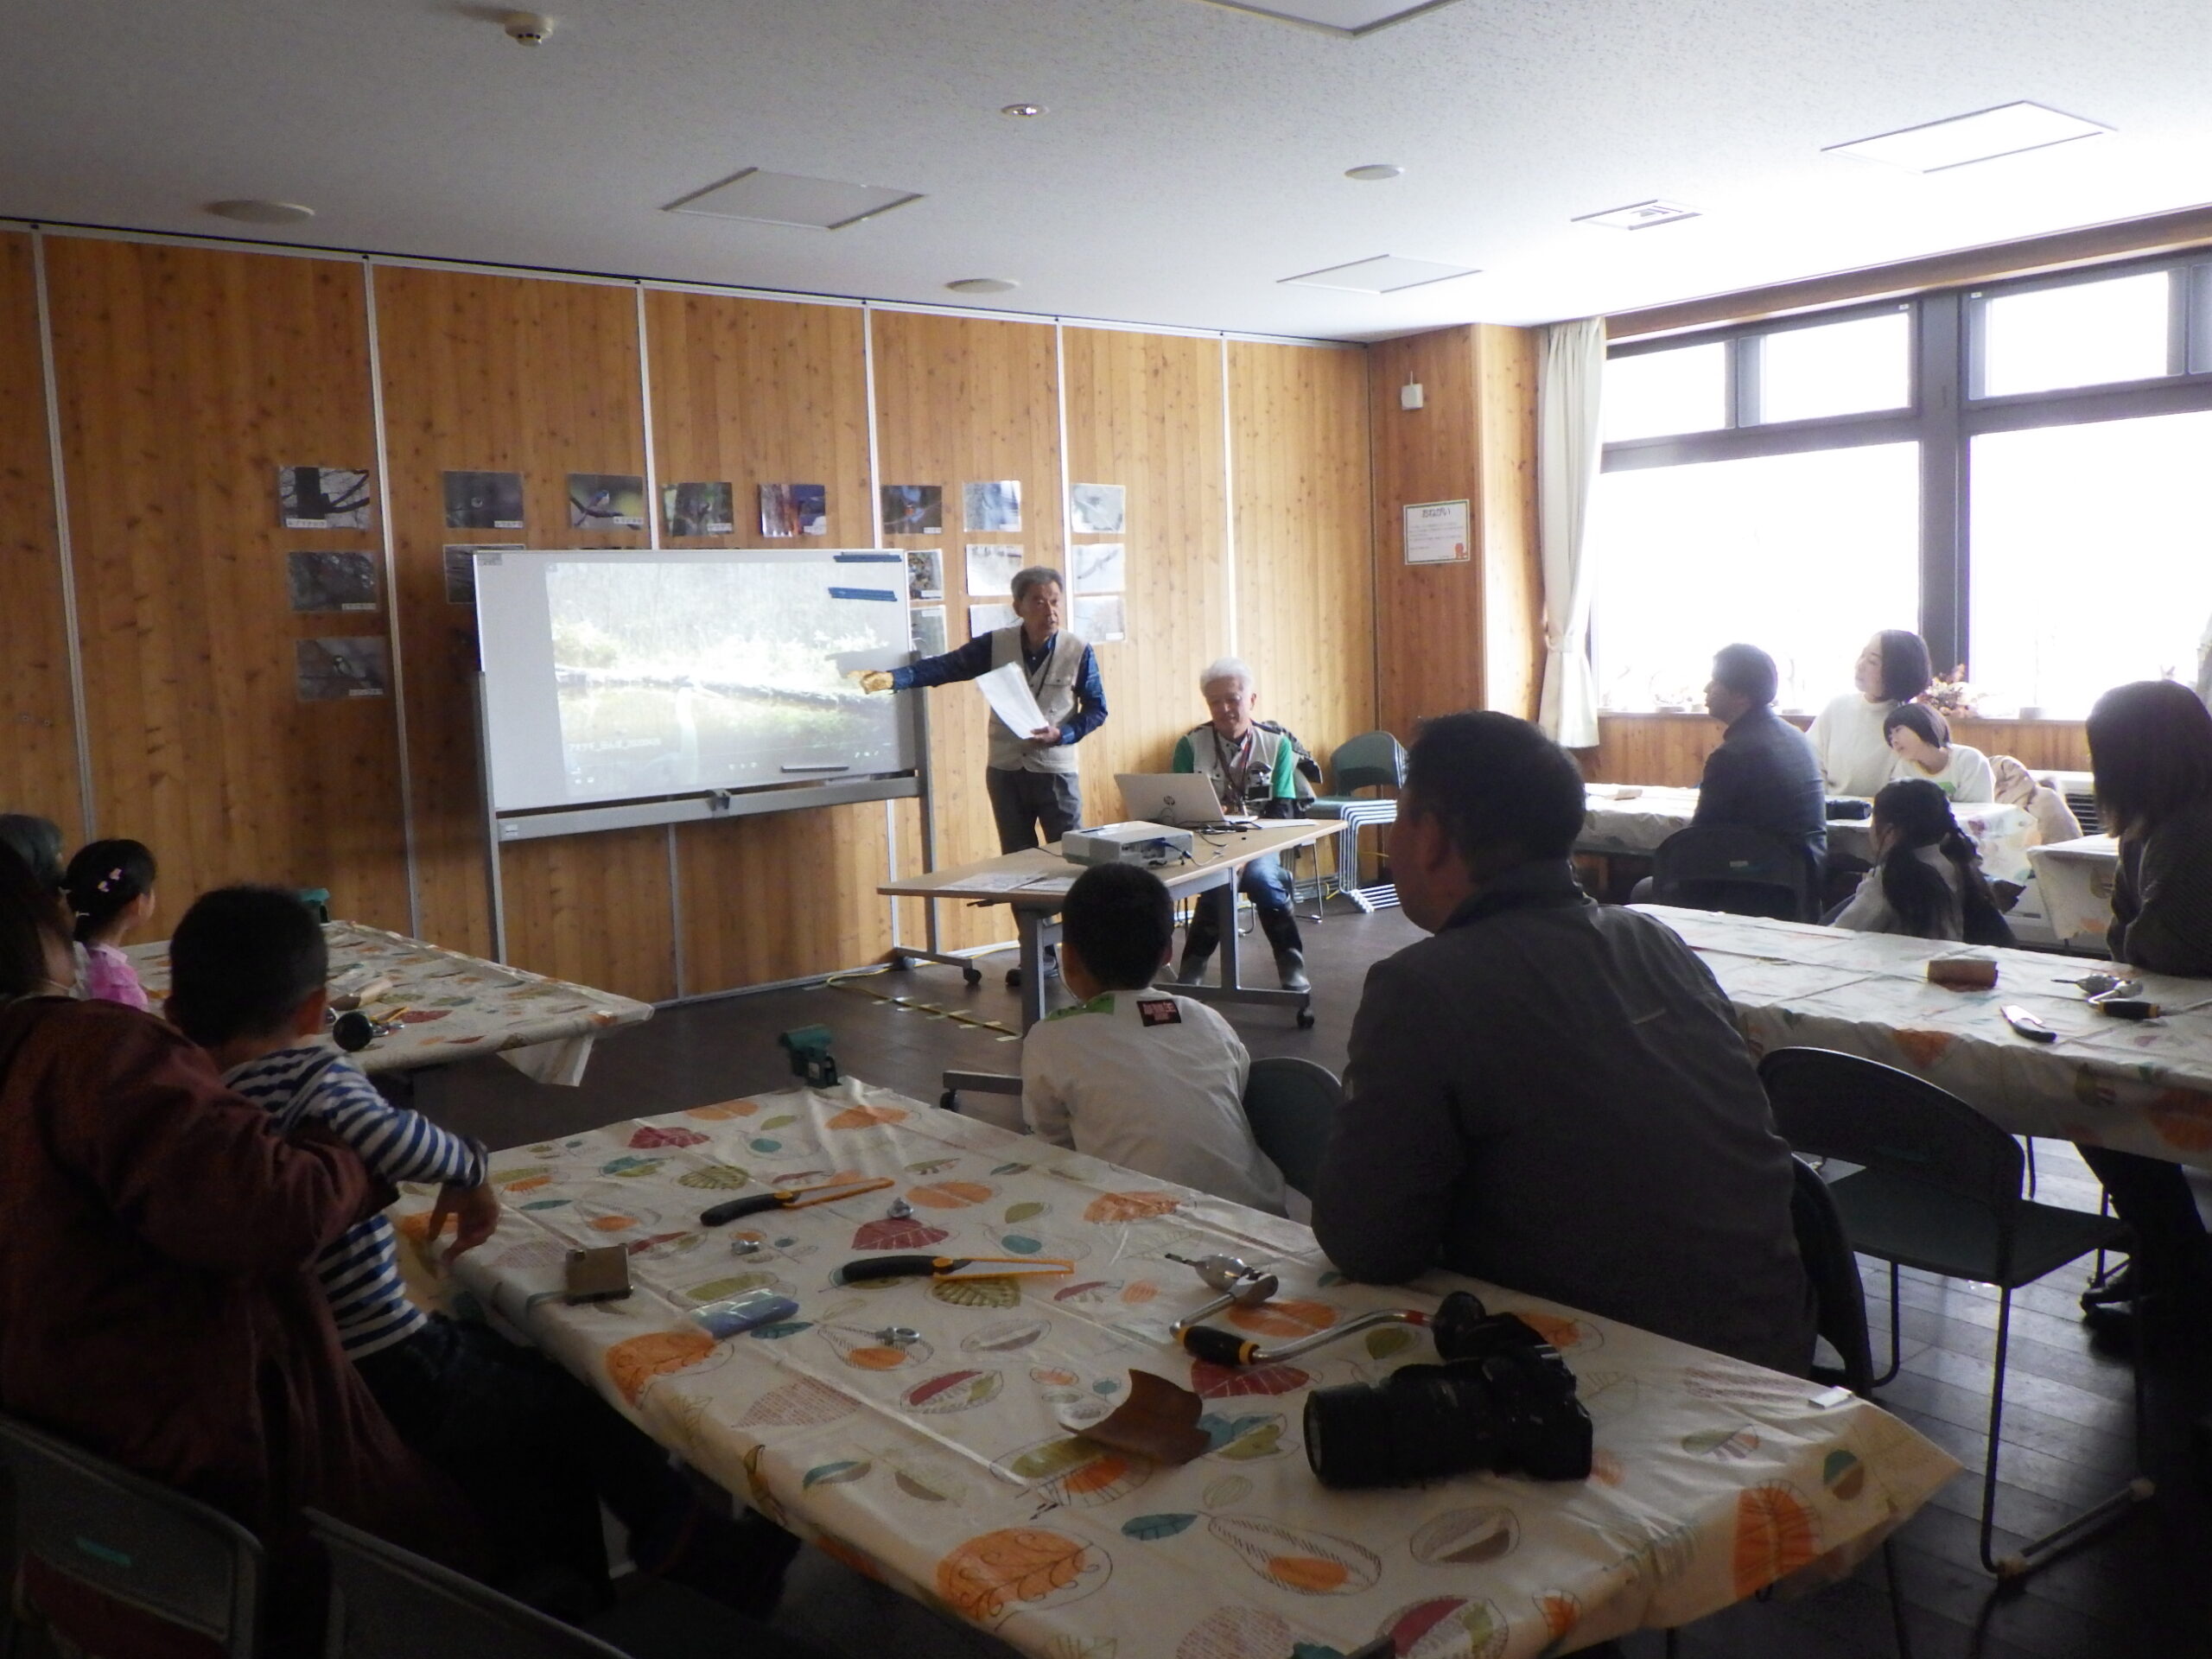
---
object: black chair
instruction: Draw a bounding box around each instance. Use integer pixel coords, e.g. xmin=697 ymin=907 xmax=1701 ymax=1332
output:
xmin=1758 ymin=1047 xmax=2151 ymax=1578
xmin=1649 ymin=823 xmax=1815 ymax=922
xmin=0 ymin=1411 xmax=264 ymax=1659
xmin=1242 ymin=1056 xmax=1342 ymax=1198
xmin=310 ymin=1510 xmax=629 ymax=1659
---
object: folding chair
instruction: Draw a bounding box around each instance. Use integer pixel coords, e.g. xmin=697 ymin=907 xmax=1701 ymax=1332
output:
xmin=1306 ymin=731 xmax=1405 ymax=913
xmin=0 ymin=1411 xmax=263 ymax=1659
xmin=1758 ymin=1048 xmax=2152 ymax=1577
xmin=1241 ymin=1056 xmax=1342 ymax=1199
xmin=1650 ymin=823 xmax=1815 ymax=922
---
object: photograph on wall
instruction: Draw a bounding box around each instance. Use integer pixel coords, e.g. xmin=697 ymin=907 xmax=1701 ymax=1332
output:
xmin=1070 ymin=482 xmax=1125 ymax=535
xmin=286 ymin=550 xmax=379 ymax=613
xmin=963 ymin=480 xmax=1021 ymax=533
xmin=964 ymin=543 xmax=1025 ymax=596
xmin=1071 ymin=541 xmax=1125 ymax=594
xmin=296 ymin=636 xmax=390 ymax=702
xmin=277 ymin=465 xmax=372 ymax=531
xmin=881 ymin=484 xmax=943 ymax=536
xmin=443 ymin=543 xmax=522 ymax=606
xmin=760 ymin=482 xmax=830 ymax=537
xmin=443 ymin=470 xmax=525 ymax=531
xmin=569 ymin=474 xmax=647 ymax=531
xmin=663 ymin=480 xmax=735 ymax=537
xmin=968 ymin=602 xmax=1017 ymax=639
xmin=1075 ymin=594 xmax=1127 ymax=643
xmin=906 ymin=546 xmax=944 ymax=602
xmin=912 ymin=604 xmax=947 ymax=658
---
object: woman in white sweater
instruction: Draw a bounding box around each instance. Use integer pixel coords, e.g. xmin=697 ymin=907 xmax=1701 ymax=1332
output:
xmin=1882 ymin=701 xmax=1997 ymax=803
xmin=1807 ymin=629 xmax=1934 ymax=797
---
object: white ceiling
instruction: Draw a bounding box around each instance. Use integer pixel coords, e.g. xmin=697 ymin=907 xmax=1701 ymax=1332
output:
xmin=5 ymin=0 xmax=2211 ymax=341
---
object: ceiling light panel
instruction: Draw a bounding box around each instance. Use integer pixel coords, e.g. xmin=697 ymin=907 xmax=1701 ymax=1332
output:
xmin=666 ymin=168 xmax=922 ymax=230
xmin=1280 ymin=254 xmax=1478 ymax=293
xmin=1573 ymin=200 xmax=1700 ymax=230
xmin=1194 ymin=0 xmax=1464 ymax=37
xmin=1824 ymin=101 xmax=2111 ymax=173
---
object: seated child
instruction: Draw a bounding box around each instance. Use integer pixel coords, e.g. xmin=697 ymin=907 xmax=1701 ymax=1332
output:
xmin=64 ymin=838 xmax=157 ymax=1010
xmin=166 ymin=887 xmax=798 ymax=1619
xmin=1828 ymin=779 xmax=2013 ymax=946
xmin=1021 ymin=863 xmax=1287 ymax=1214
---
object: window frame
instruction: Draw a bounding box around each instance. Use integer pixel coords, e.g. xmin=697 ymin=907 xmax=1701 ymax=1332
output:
xmin=1599 ymin=249 xmax=2212 ymax=687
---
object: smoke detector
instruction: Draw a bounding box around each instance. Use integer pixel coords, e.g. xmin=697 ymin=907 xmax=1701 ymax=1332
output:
xmin=504 ymin=11 xmax=554 ymax=45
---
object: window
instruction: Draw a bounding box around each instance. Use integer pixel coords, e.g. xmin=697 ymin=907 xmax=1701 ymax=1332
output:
xmin=1968 ymin=410 xmax=2212 ymax=716
xmin=1590 ymin=445 xmax=1919 ymax=714
xmin=1593 ymin=253 xmax=2212 ymax=716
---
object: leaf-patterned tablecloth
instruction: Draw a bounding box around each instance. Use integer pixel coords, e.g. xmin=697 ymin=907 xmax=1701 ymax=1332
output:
xmin=130 ymin=921 xmax=652 ymax=1079
xmin=1580 ymin=788 xmax=2039 ymax=886
xmin=394 ymin=1081 xmax=1956 ymax=1659
xmin=1642 ymin=905 xmax=2212 ymax=1171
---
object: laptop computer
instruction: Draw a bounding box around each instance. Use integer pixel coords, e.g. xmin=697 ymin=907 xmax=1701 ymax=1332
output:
xmin=1116 ymin=772 xmax=1246 ymax=829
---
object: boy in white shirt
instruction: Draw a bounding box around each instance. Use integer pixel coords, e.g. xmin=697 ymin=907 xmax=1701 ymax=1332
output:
xmin=1021 ymin=863 xmax=1287 ymax=1214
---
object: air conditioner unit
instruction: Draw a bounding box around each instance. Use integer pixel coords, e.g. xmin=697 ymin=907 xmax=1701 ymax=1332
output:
xmin=2036 ymin=769 xmax=2100 ymax=836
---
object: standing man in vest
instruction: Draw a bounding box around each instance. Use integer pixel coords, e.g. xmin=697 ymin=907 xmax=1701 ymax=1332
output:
xmin=859 ymin=566 xmax=1107 ymax=979
xmin=1170 ymin=658 xmax=1308 ymax=993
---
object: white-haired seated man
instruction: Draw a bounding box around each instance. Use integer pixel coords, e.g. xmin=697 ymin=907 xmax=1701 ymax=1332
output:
xmin=1169 ymin=657 xmax=1308 ymax=992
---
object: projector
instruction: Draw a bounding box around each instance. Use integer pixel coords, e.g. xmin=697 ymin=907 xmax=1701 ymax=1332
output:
xmin=1061 ymin=821 xmax=1195 ymax=869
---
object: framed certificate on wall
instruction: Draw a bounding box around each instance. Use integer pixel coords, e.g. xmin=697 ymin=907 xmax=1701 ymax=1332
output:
xmin=1404 ymin=499 xmax=1471 ymax=563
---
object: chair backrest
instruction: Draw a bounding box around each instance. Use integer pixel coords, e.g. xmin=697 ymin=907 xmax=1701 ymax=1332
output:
xmin=1787 ymin=1157 xmax=1874 ymax=1395
xmin=1650 ymin=823 xmax=1813 ymax=921
xmin=1758 ymin=1047 xmax=2025 ymax=1242
xmin=1242 ymin=1056 xmax=1343 ymax=1198
xmin=1329 ymin=731 xmax=1406 ymax=797
xmin=308 ymin=1510 xmax=632 ymax=1659
xmin=0 ymin=1411 xmax=264 ymax=1659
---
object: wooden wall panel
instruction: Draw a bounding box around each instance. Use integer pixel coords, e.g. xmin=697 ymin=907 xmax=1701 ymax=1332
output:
xmin=1370 ymin=323 xmax=1543 ymax=740
xmin=1062 ymin=327 xmax=1227 ymax=804
xmin=44 ymin=238 xmax=408 ymax=925
xmin=871 ymin=311 xmax=1064 ymax=953
xmin=644 ymin=289 xmax=894 ymax=988
xmin=1229 ymin=341 xmax=1375 ymax=769
xmin=0 ymin=234 xmax=79 ymax=843
xmin=374 ymin=266 xmax=674 ymax=1000
xmin=1581 ymin=713 xmax=2092 ymax=786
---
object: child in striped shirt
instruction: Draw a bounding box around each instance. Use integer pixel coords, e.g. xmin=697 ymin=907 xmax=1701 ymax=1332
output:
xmin=168 ymin=887 xmax=798 ymax=1619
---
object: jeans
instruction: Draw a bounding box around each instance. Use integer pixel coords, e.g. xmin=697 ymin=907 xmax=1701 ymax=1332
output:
xmin=986 ymin=766 xmax=1082 ymax=853
xmin=1185 ymin=854 xmax=1303 ymax=963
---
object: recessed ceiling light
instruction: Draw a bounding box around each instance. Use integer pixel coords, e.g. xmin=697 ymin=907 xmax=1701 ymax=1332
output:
xmin=1280 ymin=254 xmax=1478 ymax=293
xmin=1193 ymin=0 xmax=1465 ymax=37
xmin=1344 ymin=164 xmax=1403 ymax=181
xmin=1824 ymin=101 xmax=2110 ymax=173
xmin=1573 ymin=199 xmax=1700 ymax=231
xmin=207 ymin=200 xmax=315 ymax=226
xmin=946 ymin=277 xmax=1020 ymax=295
xmin=1001 ymin=103 xmax=1046 ymax=118
xmin=666 ymin=168 xmax=923 ymax=231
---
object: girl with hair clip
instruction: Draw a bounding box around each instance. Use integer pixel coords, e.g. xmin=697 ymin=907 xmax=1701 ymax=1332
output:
xmin=64 ymin=838 xmax=156 ymax=1010
xmin=1882 ymin=701 xmax=1997 ymax=802
xmin=1828 ymin=778 xmax=2013 ymax=946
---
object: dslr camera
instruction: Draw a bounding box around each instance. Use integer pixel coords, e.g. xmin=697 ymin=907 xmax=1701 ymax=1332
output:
xmin=1302 ymin=1292 xmax=1593 ymax=1489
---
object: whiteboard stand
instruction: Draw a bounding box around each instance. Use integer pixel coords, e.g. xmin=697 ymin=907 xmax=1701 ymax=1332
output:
xmin=476 ymin=673 xmax=512 ymax=963
xmin=885 ymin=671 xmax=986 ymax=988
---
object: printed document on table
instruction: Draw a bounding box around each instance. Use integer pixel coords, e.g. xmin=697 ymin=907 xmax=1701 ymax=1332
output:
xmin=976 ymin=661 xmax=1049 ymax=735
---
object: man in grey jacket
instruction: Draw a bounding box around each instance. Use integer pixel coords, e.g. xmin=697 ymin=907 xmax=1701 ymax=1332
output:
xmin=1310 ymin=712 xmax=1814 ymax=1376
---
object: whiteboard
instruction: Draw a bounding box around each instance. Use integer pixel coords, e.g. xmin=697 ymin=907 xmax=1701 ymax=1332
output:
xmin=475 ymin=548 xmax=918 ymax=817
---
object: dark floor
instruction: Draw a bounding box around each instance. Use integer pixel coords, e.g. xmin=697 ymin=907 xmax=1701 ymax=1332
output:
xmin=414 ymin=901 xmax=2212 ymax=1659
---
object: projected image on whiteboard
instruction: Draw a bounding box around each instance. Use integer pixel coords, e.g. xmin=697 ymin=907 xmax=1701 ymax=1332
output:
xmin=476 ymin=549 xmax=914 ymax=814
xmin=549 ymin=561 xmax=898 ymax=800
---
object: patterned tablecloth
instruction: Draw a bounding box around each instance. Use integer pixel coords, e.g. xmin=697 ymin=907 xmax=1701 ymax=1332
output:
xmin=129 ymin=921 xmax=652 ymax=1083
xmin=1580 ymin=787 xmax=2040 ymax=886
xmin=1641 ymin=905 xmax=2212 ymax=1170
xmin=394 ymin=1081 xmax=1956 ymax=1659
xmin=2024 ymin=836 xmax=2120 ymax=951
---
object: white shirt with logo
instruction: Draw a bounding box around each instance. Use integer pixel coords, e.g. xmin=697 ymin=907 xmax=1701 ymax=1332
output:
xmin=1020 ymin=991 xmax=1287 ymax=1215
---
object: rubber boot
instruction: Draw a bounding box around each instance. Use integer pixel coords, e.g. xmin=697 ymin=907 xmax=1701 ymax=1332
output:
xmin=1178 ymin=899 xmax=1222 ymax=984
xmin=1258 ymin=905 xmax=1309 ymax=992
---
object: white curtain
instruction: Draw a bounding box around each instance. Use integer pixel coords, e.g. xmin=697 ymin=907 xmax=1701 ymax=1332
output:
xmin=1536 ymin=317 xmax=1605 ymax=748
